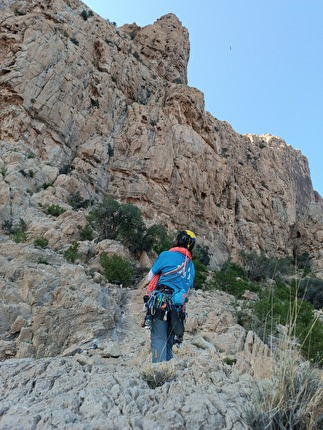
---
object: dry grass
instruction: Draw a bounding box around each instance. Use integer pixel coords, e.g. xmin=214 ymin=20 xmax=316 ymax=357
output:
xmin=245 ymin=335 xmax=323 ymax=429
xmin=140 ymin=361 xmax=177 ymax=389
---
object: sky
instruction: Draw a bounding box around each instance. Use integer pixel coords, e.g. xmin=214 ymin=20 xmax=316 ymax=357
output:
xmin=83 ymin=0 xmax=323 ymax=197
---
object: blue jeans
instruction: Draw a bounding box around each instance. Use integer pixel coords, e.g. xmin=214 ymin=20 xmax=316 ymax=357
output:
xmin=151 ymin=317 xmax=175 ymax=363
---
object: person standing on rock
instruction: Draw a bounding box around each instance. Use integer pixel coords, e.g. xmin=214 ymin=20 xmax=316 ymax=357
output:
xmin=142 ymin=230 xmax=196 ymax=363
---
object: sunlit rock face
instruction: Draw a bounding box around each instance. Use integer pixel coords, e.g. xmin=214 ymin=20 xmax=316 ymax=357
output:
xmin=1 ymin=0 xmax=322 ymax=273
xmin=0 ymin=1 xmax=323 ymax=428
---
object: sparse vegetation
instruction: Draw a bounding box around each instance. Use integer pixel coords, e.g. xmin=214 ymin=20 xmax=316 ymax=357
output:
xmin=41 ymin=182 xmax=53 ymax=190
xmin=19 ymin=169 xmax=34 ymax=178
xmin=2 ymin=218 xmax=28 ymax=243
xmin=59 ymin=164 xmax=72 ymax=175
xmin=253 ymin=280 xmax=323 ymax=364
xmin=14 ymin=9 xmax=26 ymax=16
xmin=47 ymin=204 xmax=65 ymax=217
xmin=36 ymin=257 xmax=49 ymax=265
xmin=141 ymin=224 xmax=172 ymax=255
xmin=193 ymin=260 xmax=208 ymax=290
xmin=34 ymin=237 xmax=49 ymax=248
xmin=212 ymin=253 xmax=323 ymax=366
xmin=68 ymin=192 xmax=91 ymax=210
xmin=77 ymin=224 xmax=93 ymax=241
xmin=240 ymin=250 xmax=294 ymax=282
xmin=245 ymin=341 xmax=323 ymax=429
xmin=13 ymin=229 xmax=28 ymax=243
xmin=64 ymin=241 xmax=79 ymax=263
xmin=209 ymin=260 xmax=261 ymax=298
xmin=223 ymin=357 xmax=237 ymax=366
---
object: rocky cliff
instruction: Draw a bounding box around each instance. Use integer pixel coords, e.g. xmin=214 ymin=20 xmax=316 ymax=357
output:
xmin=0 ymin=0 xmax=322 ymax=274
xmin=0 ymin=1 xmax=323 ymax=428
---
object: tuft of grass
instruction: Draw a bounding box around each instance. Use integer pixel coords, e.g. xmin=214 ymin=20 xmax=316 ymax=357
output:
xmin=37 ymin=258 xmax=49 ymax=265
xmin=245 ymin=340 xmax=323 ymax=429
xmin=140 ymin=362 xmax=176 ymax=389
xmin=3 ymin=218 xmax=28 ymax=243
xmin=13 ymin=230 xmax=28 ymax=243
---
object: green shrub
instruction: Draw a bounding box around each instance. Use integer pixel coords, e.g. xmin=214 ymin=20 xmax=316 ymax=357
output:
xmin=47 ymin=204 xmax=65 ymax=216
xmin=68 ymin=192 xmax=91 ymax=210
xmin=141 ymin=224 xmax=172 ymax=254
xmin=64 ymin=241 xmax=79 ymax=263
xmin=77 ymin=224 xmax=93 ymax=241
xmin=88 ymin=197 xmax=170 ymax=255
xmin=80 ymin=9 xmax=93 ymax=20
xmin=193 ymin=260 xmax=208 ymax=289
xmin=193 ymin=244 xmax=210 ymax=266
xmin=223 ymin=357 xmax=237 ymax=366
xmin=80 ymin=9 xmax=89 ymax=20
xmin=2 ymin=219 xmax=13 ymax=234
xmin=209 ymin=261 xmax=260 ymax=298
xmin=34 ymin=237 xmax=49 ymax=248
xmin=13 ymin=230 xmax=28 ymax=243
xmin=240 ymin=250 xmax=294 ymax=282
xmin=294 ymin=251 xmax=312 ymax=276
xmin=108 ymin=144 xmax=114 ymax=157
xmin=99 ymin=253 xmax=134 ymax=286
xmin=297 ymin=277 xmax=323 ymax=310
xmin=41 ymin=182 xmax=53 ymax=190
xmin=59 ymin=164 xmax=71 ymax=175
xmin=87 ymin=197 xmax=121 ymax=240
xmin=37 ymin=257 xmax=49 ymax=265
xmin=3 ymin=218 xmax=28 ymax=243
xmin=117 ymin=203 xmax=146 ymax=253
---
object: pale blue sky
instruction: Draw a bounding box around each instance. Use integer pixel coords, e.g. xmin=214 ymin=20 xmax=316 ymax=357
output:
xmin=84 ymin=0 xmax=323 ymax=197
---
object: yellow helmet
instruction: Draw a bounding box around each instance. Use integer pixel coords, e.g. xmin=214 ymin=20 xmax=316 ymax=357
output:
xmin=177 ymin=230 xmax=196 ymax=250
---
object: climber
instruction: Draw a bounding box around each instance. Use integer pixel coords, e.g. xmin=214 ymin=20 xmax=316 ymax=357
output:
xmin=142 ymin=230 xmax=196 ymax=363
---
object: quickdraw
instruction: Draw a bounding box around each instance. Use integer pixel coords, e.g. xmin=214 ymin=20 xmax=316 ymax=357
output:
xmin=146 ymin=290 xmax=171 ymax=317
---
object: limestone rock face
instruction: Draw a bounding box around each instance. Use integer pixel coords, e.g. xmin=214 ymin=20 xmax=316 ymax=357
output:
xmin=121 ymin=13 xmax=190 ymax=85
xmin=0 ymin=238 xmax=123 ymax=358
xmin=0 ymin=0 xmax=322 ymax=275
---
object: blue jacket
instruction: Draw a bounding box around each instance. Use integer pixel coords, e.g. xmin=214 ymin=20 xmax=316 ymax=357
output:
xmin=150 ymin=249 xmax=195 ymax=294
